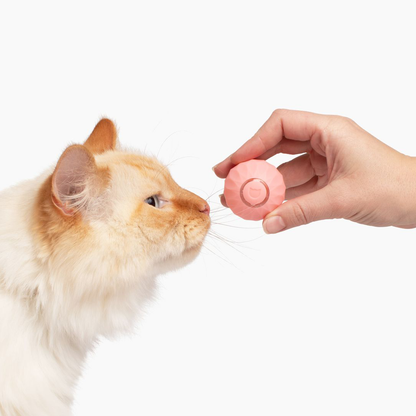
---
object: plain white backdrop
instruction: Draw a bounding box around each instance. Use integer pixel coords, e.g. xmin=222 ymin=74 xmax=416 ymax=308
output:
xmin=1 ymin=1 xmax=416 ymax=415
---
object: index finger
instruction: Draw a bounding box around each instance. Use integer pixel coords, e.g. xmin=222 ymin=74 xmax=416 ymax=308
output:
xmin=213 ymin=109 xmax=328 ymax=178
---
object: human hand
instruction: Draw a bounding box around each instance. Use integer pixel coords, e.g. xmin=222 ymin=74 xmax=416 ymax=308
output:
xmin=213 ymin=109 xmax=416 ymax=234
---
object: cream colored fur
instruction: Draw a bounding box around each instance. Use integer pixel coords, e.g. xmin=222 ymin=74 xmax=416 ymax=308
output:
xmin=0 ymin=120 xmax=210 ymax=416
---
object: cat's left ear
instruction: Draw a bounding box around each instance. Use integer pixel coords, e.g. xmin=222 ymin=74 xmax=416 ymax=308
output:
xmin=51 ymin=145 xmax=104 ymax=216
xmin=84 ymin=118 xmax=117 ymax=155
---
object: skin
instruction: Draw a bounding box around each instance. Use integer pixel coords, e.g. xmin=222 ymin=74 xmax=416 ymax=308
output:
xmin=213 ymin=109 xmax=416 ymax=234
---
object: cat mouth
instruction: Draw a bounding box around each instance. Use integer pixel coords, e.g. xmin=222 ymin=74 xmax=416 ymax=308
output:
xmin=181 ymin=215 xmax=210 ymax=255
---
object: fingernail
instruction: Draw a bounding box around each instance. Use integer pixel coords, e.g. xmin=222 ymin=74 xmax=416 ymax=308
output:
xmin=219 ymin=193 xmax=223 ymax=199
xmin=212 ymin=164 xmax=219 ymax=172
xmin=263 ymin=216 xmax=286 ymax=234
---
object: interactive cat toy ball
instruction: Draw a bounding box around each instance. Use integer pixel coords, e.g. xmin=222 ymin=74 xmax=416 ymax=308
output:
xmin=224 ymin=160 xmax=286 ymax=221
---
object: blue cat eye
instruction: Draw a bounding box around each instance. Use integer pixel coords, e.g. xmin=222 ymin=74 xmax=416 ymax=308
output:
xmin=144 ymin=195 xmax=160 ymax=208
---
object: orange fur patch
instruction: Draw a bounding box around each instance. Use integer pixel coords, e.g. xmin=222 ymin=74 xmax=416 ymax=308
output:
xmin=33 ymin=165 xmax=110 ymax=256
xmin=32 ymin=175 xmax=88 ymax=256
xmin=84 ymin=118 xmax=117 ymax=155
xmin=32 ymin=120 xmax=210 ymax=270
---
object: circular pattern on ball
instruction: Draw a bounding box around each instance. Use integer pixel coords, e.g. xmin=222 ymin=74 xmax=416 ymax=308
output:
xmin=241 ymin=178 xmax=269 ymax=208
xmin=224 ymin=160 xmax=285 ymax=221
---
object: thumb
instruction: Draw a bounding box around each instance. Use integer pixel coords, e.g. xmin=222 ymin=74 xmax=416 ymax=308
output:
xmin=262 ymin=186 xmax=339 ymax=234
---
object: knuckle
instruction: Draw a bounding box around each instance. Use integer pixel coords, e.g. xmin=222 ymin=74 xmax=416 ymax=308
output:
xmin=337 ymin=115 xmax=351 ymax=126
xmin=291 ymin=201 xmax=309 ymax=225
xmin=256 ymin=135 xmax=268 ymax=153
xmin=271 ymin=108 xmax=288 ymax=119
xmin=336 ymin=115 xmax=357 ymax=128
xmin=319 ymin=115 xmax=356 ymax=146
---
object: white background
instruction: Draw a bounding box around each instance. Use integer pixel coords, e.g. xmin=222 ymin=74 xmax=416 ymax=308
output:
xmin=1 ymin=1 xmax=416 ymax=415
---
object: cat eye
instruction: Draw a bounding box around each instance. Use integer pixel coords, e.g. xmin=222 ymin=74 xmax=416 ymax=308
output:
xmin=144 ymin=195 xmax=169 ymax=209
xmin=145 ymin=195 xmax=160 ymax=208
xmin=145 ymin=194 xmax=172 ymax=209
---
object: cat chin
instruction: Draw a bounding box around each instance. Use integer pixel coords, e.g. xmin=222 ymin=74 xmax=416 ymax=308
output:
xmin=154 ymin=246 xmax=202 ymax=276
xmin=182 ymin=245 xmax=202 ymax=263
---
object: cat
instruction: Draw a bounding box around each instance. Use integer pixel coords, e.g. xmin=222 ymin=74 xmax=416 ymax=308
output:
xmin=0 ymin=119 xmax=210 ymax=416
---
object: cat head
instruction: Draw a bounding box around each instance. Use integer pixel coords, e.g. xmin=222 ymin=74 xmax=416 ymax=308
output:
xmin=33 ymin=119 xmax=210 ymax=335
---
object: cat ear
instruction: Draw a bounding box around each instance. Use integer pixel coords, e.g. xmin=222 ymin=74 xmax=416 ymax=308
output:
xmin=51 ymin=145 xmax=99 ymax=216
xmin=84 ymin=118 xmax=117 ymax=155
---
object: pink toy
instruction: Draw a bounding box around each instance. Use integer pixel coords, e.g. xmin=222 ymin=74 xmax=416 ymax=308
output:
xmin=224 ymin=160 xmax=286 ymax=221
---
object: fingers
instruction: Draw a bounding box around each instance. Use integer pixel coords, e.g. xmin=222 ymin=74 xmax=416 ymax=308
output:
xmin=285 ymin=176 xmax=320 ymax=199
xmin=219 ymin=150 xmax=328 ymax=208
xmin=213 ymin=158 xmax=235 ymax=179
xmin=264 ymin=150 xmax=331 ymax=233
xmin=278 ymin=150 xmax=328 ymax=190
xmin=278 ymin=154 xmax=315 ymax=188
xmin=214 ymin=139 xmax=312 ymax=179
xmin=262 ymin=185 xmax=341 ymax=234
xmin=257 ymin=139 xmax=312 ymax=161
xmin=219 ymin=193 xmax=228 ymax=207
xmin=213 ymin=109 xmax=329 ymax=178
xmin=220 ymin=175 xmax=327 ymax=208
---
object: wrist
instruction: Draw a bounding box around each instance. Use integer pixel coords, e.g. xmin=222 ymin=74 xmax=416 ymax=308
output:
xmin=393 ymin=155 xmax=416 ymax=228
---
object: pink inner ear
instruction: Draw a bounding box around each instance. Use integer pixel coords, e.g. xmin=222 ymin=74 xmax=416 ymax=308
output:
xmin=52 ymin=146 xmax=96 ymax=215
xmin=51 ymin=193 xmax=75 ymax=216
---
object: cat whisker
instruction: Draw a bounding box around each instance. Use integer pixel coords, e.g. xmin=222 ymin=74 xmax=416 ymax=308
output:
xmin=210 ymin=213 xmax=237 ymax=222
xmin=208 ymin=200 xmax=227 ymax=207
xmin=209 ymin=225 xmax=266 ymax=246
xmin=151 ymin=118 xmax=164 ymax=135
xmin=204 ymin=242 xmax=245 ymax=273
xmin=210 ymin=221 xmax=258 ymax=230
xmin=201 ymin=243 xmax=242 ymax=271
xmin=205 ymin=188 xmax=225 ymax=201
xmin=207 ymin=230 xmax=255 ymax=259
xmin=185 ymin=186 xmax=215 ymax=198
xmin=209 ymin=208 xmax=229 ymax=214
xmin=156 ymin=130 xmax=192 ymax=159
xmin=165 ymin=155 xmax=200 ymax=169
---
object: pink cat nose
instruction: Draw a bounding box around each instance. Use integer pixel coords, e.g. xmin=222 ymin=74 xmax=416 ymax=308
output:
xmin=200 ymin=204 xmax=210 ymax=216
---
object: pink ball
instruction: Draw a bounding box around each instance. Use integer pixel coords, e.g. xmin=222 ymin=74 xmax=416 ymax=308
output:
xmin=224 ymin=160 xmax=286 ymax=221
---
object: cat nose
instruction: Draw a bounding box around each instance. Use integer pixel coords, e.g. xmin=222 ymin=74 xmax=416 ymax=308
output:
xmin=200 ymin=203 xmax=210 ymax=216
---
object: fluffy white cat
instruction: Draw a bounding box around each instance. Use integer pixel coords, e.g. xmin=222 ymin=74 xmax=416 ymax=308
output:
xmin=0 ymin=119 xmax=210 ymax=416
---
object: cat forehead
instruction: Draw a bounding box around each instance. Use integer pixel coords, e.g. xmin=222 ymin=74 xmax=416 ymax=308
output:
xmin=95 ymin=151 xmax=174 ymax=187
